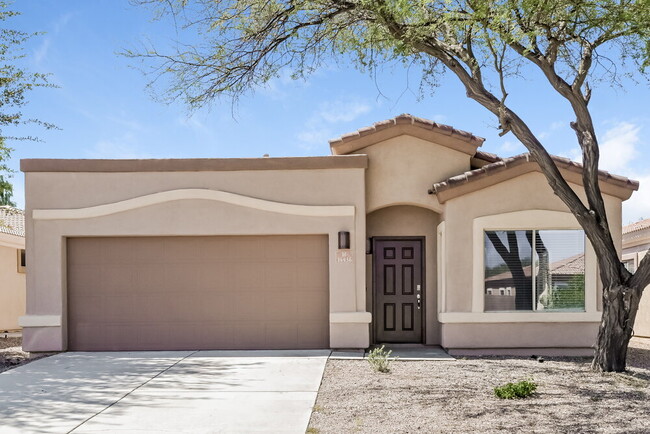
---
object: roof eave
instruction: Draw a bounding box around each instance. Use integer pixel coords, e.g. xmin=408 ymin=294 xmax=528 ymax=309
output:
xmin=430 ymin=155 xmax=638 ymax=203
xmin=329 ymin=114 xmax=484 ymax=156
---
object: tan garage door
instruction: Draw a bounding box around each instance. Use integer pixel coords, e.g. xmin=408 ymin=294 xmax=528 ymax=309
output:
xmin=67 ymin=235 xmax=329 ymax=351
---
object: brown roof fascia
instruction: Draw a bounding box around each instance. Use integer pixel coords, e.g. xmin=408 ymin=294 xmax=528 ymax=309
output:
xmin=329 ymin=114 xmax=485 ymax=156
xmin=21 ymin=155 xmax=369 ymax=173
xmin=430 ymin=154 xmax=639 ymax=203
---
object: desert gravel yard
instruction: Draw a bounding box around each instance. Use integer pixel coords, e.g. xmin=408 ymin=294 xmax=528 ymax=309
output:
xmin=308 ymin=338 xmax=650 ymax=433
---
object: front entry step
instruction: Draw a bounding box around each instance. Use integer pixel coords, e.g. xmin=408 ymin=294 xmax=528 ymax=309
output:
xmin=368 ymin=345 xmax=455 ymax=361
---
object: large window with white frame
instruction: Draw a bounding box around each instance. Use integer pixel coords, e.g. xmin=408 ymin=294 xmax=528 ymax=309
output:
xmin=484 ymin=229 xmax=585 ymax=312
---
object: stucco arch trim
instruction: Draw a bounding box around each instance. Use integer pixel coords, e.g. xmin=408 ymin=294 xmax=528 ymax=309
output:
xmin=367 ymin=201 xmax=444 ymax=215
xmin=32 ymin=188 xmax=356 ymax=221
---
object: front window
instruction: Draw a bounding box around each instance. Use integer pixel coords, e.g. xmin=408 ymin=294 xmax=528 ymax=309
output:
xmin=484 ymin=230 xmax=585 ymax=312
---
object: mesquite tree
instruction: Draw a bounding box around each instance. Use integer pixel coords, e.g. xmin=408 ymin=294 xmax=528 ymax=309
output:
xmin=129 ymin=0 xmax=650 ymax=372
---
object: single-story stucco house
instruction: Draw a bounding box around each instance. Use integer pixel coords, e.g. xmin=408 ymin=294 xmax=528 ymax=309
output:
xmin=622 ymin=219 xmax=650 ymax=338
xmin=0 ymin=206 xmax=26 ymax=332
xmin=19 ymin=114 xmax=639 ymax=355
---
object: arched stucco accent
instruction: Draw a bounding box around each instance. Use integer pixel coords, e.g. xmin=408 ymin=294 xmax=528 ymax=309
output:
xmin=32 ymin=188 xmax=356 ymax=221
xmin=367 ymin=201 xmax=444 ymax=215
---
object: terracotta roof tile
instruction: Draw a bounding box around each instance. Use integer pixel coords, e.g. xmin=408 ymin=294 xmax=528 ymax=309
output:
xmin=623 ymin=218 xmax=650 ymax=235
xmin=429 ymin=153 xmax=639 ymax=196
xmin=329 ymin=113 xmax=485 ymax=147
xmin=474 ymin=150 xmax=502 ymax=163
xmin=0 ymin=206 xmax=25 ymax=238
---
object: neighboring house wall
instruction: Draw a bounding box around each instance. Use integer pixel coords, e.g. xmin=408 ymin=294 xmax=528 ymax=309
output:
xmin=438 ymin=170 xmax=625 ymax=354
xmin=0 ymin=244 xmax=25 ymax=330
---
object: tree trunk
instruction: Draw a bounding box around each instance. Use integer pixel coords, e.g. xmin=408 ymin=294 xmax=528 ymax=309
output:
xmin=592 ymin=283 xmax=641 ymax=372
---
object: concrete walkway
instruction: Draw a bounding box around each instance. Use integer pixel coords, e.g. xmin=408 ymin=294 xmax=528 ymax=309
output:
xmin=0 ymin=350 xmax=329 ymax=434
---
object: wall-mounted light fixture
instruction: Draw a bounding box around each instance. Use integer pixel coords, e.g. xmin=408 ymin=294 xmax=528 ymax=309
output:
xmin=338 ymin=231 xmax=350 ymax=249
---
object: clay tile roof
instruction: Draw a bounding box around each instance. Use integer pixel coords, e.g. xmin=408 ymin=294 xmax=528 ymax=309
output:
xmin=0 ymin=206 xmax=25 ymax=238
xmin=328 ymin=113 xmax=485 ymax=148
xmin=473 ymin=150 xmax=502 ymax=163
xmin=429 ymin=153 xmax=639 ymax=197
xmin=623 ymin=218 xmax=650 ymax=235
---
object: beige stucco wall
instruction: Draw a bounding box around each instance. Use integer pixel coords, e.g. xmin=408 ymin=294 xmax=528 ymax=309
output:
xmin=636 ymin=288 xmax=650 ymax=338
xmin=354 ymin=135 xmax=470 ymax=213
xmin=355 ymin=134 xmax=468 ymax=345
xmin=439 ymin=170 xmax=623 ymax=351
xmin=366 ymin=205 xmax=441 ymax=345
xmin=22 ymin=165 xmax=368 ymax=351
xmin=0 ymin=244 xmax=25 ymax=330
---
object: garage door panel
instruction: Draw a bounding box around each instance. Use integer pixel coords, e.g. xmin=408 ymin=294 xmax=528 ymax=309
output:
xmin=298 ymin=321 xmax=329 ymax=344
xmin=134 ymin=265 xmax=170 ymax=292
xmin=264 ymin=263 xmax=297 ymax=288
xmin=103 ymin=238 xmax=137 ymax=265
xmin=69 ymin=265 xmax=103 ymax=293
xmin=296 ymin=293 xmax=330 ymax=321
xmin=68 ymin=235 xmax=329 ymax=351
xmin=265 ymin=322 xmax=299 ymax=347
xmin=294 ymin=236 xmax=329 ymax=259
xmin=231 ymin=238 xmax=264 ymax=259
xmin=102 ymin=265 xmax=135 ymax=294
xmin=67 ymin=239 xmax=104 ymax=265
xmin=297 ymin=262 xmax=329 ymax=289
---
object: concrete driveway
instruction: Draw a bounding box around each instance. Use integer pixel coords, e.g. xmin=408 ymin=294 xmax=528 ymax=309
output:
xmin=0 ymin=350 xmax=330 ymax=433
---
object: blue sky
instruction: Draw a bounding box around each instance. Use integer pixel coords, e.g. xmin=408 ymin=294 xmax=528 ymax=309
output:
xmin=7 ymin=0 xmax=650 ymax=224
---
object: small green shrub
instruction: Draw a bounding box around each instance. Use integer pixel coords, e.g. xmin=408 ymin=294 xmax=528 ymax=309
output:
xmin=494 ymin=380 xmax=537 ymax=399
xmin=367 ymin=345 xmax=394 ymax=373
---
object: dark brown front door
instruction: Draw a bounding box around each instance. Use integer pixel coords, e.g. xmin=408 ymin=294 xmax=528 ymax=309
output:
xmin=373 ymin=237 xmax=424 ymax=343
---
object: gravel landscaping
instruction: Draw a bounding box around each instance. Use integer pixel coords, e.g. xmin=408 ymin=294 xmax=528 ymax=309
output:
xmin=308 ymin=338 xmax=650 ymax=433
xmin=0 ymin=336 xmax=49 ymax=373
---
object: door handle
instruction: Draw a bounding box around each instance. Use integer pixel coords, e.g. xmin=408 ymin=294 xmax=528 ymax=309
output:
xmin=417 ymin=293 xmax=421 ymax=310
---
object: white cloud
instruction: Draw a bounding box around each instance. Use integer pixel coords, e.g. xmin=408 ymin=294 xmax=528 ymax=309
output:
xmin=297 ymin=128 xmax=332 ymax=148
xmin=498 ymin=140 xmax=524 ymax=154
xmin=176 ymin=115 xmax=206 ymax=131
xmin=296 ymin=97 xmax=372 ymax=150
xmin=555 ymin=121 xmax=649 ymax=223
xmin=624 ymin=174 xmax=650 ymax=224
xmin=317 ymin=100 xmax=371 ymax=123
xmin=87 ymin=133 xmax=151 ymax=159
xmin=537 ymin=121 xmax=567 ymax=140
xmin=33 ymin=38 xmax=51 ymax=65
xmin=32 ymin=12 xmax=75 ymax=66
xmin=598 ymin=122 xmax=640 ymax=173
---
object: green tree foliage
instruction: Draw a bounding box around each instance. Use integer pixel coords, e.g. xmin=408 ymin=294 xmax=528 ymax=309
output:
xmin=0 ymin=2 xmax=56 ymax=189
xmin=130 ymin=0 xmax=650 ymax=372
xmin=0 ymin=174 xmax=15 ymax=206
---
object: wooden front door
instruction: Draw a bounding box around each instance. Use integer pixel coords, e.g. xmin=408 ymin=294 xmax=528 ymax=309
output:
xmin=373 ymin=237 xmax=424 ymax=343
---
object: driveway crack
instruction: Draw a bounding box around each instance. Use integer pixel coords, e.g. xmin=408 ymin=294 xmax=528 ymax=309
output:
xmin=67 ymin=350 xmax=199 ymax=433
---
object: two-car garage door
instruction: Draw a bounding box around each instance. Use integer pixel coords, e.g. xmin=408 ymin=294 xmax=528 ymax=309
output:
xmin=67 ymin=235 xmax=329 ymax=351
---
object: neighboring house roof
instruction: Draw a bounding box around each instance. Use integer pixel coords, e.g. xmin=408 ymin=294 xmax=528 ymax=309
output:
xmin=429 ymin=152 xmax=639 ymax=202
xmin=486 ymin=254 xmax=585 ymax=284
xmin=329 ymin=113 xmax=485 ymax=156
xmin=623 ymin=218 xmax=650 ymax=235
xmin=0 ymin=206 xmax=25 ymax=238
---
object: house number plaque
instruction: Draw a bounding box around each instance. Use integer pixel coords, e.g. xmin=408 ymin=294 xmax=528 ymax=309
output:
xmin=336 ymin=250 xmax=353 ymax=264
